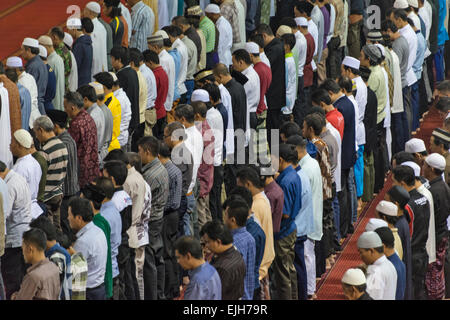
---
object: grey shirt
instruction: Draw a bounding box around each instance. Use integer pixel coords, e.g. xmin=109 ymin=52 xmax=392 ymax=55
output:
xmin=97 ymin=103 xmax=113 ymax=166
xmin=182 ymin=36 xmax=198 ymax=80
xmin=98 ymin=18 xmax=113 ymax=71
xmin=142 ymin=158 xmax=169 ymax=222
xmin=25 ymin=55 xmax=48 ymax=114
xmin=87 ymin=103 xmax=106 ymax=163
xmin=392 ymin=35 xmax=410 ymax=88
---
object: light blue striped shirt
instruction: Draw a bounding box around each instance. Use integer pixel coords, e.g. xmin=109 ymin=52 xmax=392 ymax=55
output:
xmin=18 ymin=83 xmax=31 ymax=130
xmin=100 ymin=201 xmax=122 ymax=279
xmin=413 ymin=31 xmax=426 ymax=80
xmin=130 ymin=1 xmax=155 ymax=52
xmin=168 ymin=49 xmax=181 ymax=101
xmin=294 ymin=166 xmax=315 ymax=237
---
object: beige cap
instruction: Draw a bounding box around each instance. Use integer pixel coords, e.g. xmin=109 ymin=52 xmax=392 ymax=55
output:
xmin=276 ymin=25 xmax=293 ymax=37
xmin=89 ymin=82 xmax=104 ymax=95
xmin=13 ymin=129 xmax=33 ymax=148
xmin=38 ymin=35 xmax=53 ymax=47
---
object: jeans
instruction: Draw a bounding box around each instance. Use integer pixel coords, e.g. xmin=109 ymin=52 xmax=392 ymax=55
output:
xmin=183 ymin=194 xmax=196 ymax=236
xmin=410 ymin=81 xmax=420 ymax=131
xmin=332 ymin=194 xmax=341 ymax=242
xmin=293 ymin=235 xmax=308 ymax=300
xmin=143 ymin=218 xmax=165 ymax=300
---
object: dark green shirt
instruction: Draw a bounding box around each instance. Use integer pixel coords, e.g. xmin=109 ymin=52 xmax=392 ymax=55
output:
xmin=93 ymin=213 xmax=113 ymax=299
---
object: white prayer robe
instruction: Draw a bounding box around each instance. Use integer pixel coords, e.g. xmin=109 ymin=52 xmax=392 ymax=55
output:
xmin=0 ymin=83 xmax=13 ymax=168
xmin=216 ymin=16 xmax=233 ymax=67
xmin=91 ymin=18 xmax=108 ymax=81
xmin=18 ymin=72 xmax=40 ymax=128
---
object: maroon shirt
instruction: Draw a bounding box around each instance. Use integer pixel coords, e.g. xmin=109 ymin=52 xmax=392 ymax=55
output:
xmin=195 ymin=120 xmax=215 ymax=197
xmin=264 ymin=179 xmax=284 ymax=234
xmin=303 ymin=33 xmax=315 ymax=88
xmin=253 ymin=61 xmax=272 ymax=114
xmin=152 ymin=66 xmax=168 ymax=120
xmin=68 ymin=109 xmax=99 ymax=188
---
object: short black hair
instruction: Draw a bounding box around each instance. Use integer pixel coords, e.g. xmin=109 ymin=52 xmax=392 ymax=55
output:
xmin=387 ymin=185 xmax=410 ymax=209
xmin=23 ymin=228 xmax=47 ymax=251
xmin=165 ymin=121 xmax=186 ymax=141
xmin=174 ymin=236 xmax=203 ymax=259
xmin=312 ymin=88 xmax=332 ymax=105
xmin=0 ymin=161 xmax=7 ymax=172
xmin=127 ymin=152 xmax=142 ymax=173
xmin=159 ymin=142 xmax=172 ymax=158
xmin=256 ymin=23 xmax=274 ymax=36
xmin=77 ymin=84 xmax=98 ymax=103
xmin=165 ymin=25 xmax=183 ymax=38
xmin=94 ymin=176 xmax=115 ymax=199
xmin=232 ymin=49 xmax=252 ymax=65
xmin=68 ymin=197 xmax=94 ymax=222
xmin=382 ymin=19 xmax=398 ymax=33
xmin=436 ymin=80 xmax=450 ymax=95
xmin=306 ymin=106 xmax=326 ymax=118
xmin=104 ymin=149 xmax=130 ymax=165
xmin=129 ymin=48 xmax=144 ymax=66
xmin=94 ymin=72 xmax=114 ymax=90
xmin=279 ymin=143 xmax=299 ymax=163
xmin=392 ymin=165 xmax=416 ymax=187
xmin=392 ymin=151 xmax=416 ymax=166
xmin=225 ymin=197 xmax=250 ymax=227
xmin=280 ymin=121 xmax=301 ymax=139
xmin=343 ymin=64 xmax=360 ymax=76
xmin=137 ymin=135 xmax=160 ymax=157
xmin=374 ymin=227 xmax=395 ymax=249
xmin=29 ymin=215 xmax=57 ymax=241
xmin=81 ymin=17 xmax=94 ymax=33
xmin=378 ymin=211 xmax=399 ymax=226
xmin=228 ymin=187 xmax=253 ymax=209
xmin=359 ymin=66 xmax=372 ymax=82
xmin=236 ymin=165 xmax=264 ymax=189
xmin=50 ymin=26 xmax=65 ymax=40
xmin=143 ymin=49 xmax=160 ymax=64
xmin=304 ymin=113 xmax=324 ymax=135
xmin=172 ymin=15 xmax=190 ymax=27
xmin=103 ymin=160 xmax=128 ymax=186
xmin=110 ymin=46 xmax=130 ymax=66
xmin=203 ymin=82 xmax=221 ymax=103
xmin=392 ymin=9 xmax=408 ymax=21
xmin=24 ymin=45 xmax=40 ymax=55
xmin=200 ymin=220 xmax=233 ymax=245
xmin=174 ymin=104 xmax=195 ymax=123
xmin=249 ymin=33 xmax=264 ymax=50
xmin=338 ymin=76 xmax=354 ymax=94
xmin=295 ymin=0 xmax=314 ymax=16
xmin=432 ymin=135 xmax=450 ymax=150
xmin=5 ymin=69 xmax=18 ymax=83
xmin=279 ymin=17 xmax=297 ymax=29
xmin=286 ymin=134 xmax=307 ymax=149
xmin=191 ymin=101 xmax=207 ymax=118
xmin=435 ymin=97 xmax=450 ymax=113
xmin=281 ymin=33 xmax=296 ymax=51
xmin=64 ymin=91 xmax=84 ymax=109
xmin=81 ymin=183 xmax=106 ymax=210
xmin=320 ymin=79 xmax=341 ymax=94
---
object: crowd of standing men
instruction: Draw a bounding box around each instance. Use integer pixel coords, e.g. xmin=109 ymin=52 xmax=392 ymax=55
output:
xmin=0 ymin=0 xmax=449 ymax=300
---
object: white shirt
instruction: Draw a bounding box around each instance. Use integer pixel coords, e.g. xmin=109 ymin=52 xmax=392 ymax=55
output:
xmin=185 ymin=125 xmax=204 ymax=194
xmin=390 ymin=49 xmax=404 ymax=113
xmin=399 ymin=24 xmax=418 ymax=86
xmin=416 ymin=184 xmax=437 ymax=264
xmin=0 ymin=83 xmax=13 ymax=169
xmin=18 ymin=72 xmax=39 ymax=129
xmin=308 ymin=19 xmax=319 ymax=71
xmin=114 ymin=88 xmax=132 ymax=147
xmin=119 ymin=2 xmax=132 ymax=42
xmin=260 ymin=52 xmax=271 ymax=68
xmin=366 ymin=255 xmax=397 ymax=300
xmin=353 ymin=76 xmax=367 ymax=146
xmin=419 ymin=4 xmax=432 ymax=41
xmin=242 ymin=65 xmax=260 ymax=146
xmin=408 ymin=12 xmax=422 ymax=33
xmin=327 ymin=122 xmax=341 ymax=192
xmin=91 ymin=18 xmax=108 ymax=80
xmin=139 ymin=63 xmax=157 ymax=109
xmin=283 ymin=55 xmax=297 ymax=115
xmin=218 ymin=84 xmax=235 ymax=157
xmin=158 ymin=0 xmax=169 ymax=29
xmin=13 ymin=154 xmax=43 ymax=219
xmin=206 ymin=107 xmax=224 ymax=167
xmin=327 ymin=3 xmax=336 ymax=44
xmin=348 ymin=95 xmax=360 ymax=152
xmin=171 ymin=38 xmax=188 ymax=95
xmin=216 ymin=16 xmax=233 ymax=67
xmin=295 ymin=31 xmax=307 ymax=77
xmin=68 ymin=51 xmax=78 ymax=92
xmin=159 ymin=49 xmax=176 ymax=111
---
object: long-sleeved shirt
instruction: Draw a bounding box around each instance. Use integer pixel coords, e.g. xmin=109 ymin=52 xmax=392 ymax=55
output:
xmin=159 ymin=49 xmax=176 ymax=111
xmin=320 ymin=5 xmax=331 ymax=50
xmin=139 ymin=63 xmax=157 ymax=110
xmin=413 ymin=31 xmax=427 ymax=81
xmin=114 ymin=88 xmax=132 ymax=148
xmin=13 ymin=154 xmax=42 ymax=218
xmin=311 ymin=5 xmax=324 ymax=62
xmin=206 ymin=107 xmax=224 ymax=167
xmin=294 ymin=166 xmax=315 ymax=238
xmin=104 ymin=93 xmax=122 ymax=152
xmin=90 ymin=18 xmax=108 ymax=80
xmin=169 ymin=49 xmax=181 ymax=101
xmin=185 ymin=262 xmax=222 ymax=300
xmin=18 ymin=72 xmax=39 ymax=129
xmin=25 ymin=55 xmax=48 ymax=114
xmin=171 ymin=38 xmax=188 ymax=95
xmin=116 ymin=66 xmax=140 ymax=131
xmin=264 ymin=37 xmax=286 ymax=111
xmin=152 ymin=66 xmax=168 ymax=119
xmin=17 ymin=84 xmax=31 ymax=130
xmin=231 ymin=227 xmax=256 ymax=300
xmin=437 ymin=0 xmax=449 ymax=45
xmin=182 ymin=35 xmax=198 ymax=80
xmin=136 ymin=70 xmax=148 ymax=124
xmin=54 ymin=42 xmax=72 ymax=91
xmin=172 ymin=142 xmax=194 ymax=197
xmin=353 ymin=76 xmax=367 ymax=145
xmin=72 ymin=34 xmax=93 ymax=88
xmin=47 ymin=52 xmax=65 ymax=111
xmin=142 ymin=158 xmax=169 ymax=222
xmin=366 ymin=255 xmax=398 ymax=300
xmin=303 ymin=32 xmax=315 ymax=87
xmin=216 ymin=16 xmax=233 ymax=67
xmin=163 ymin=160 xmax=182 ymax=212
xmin=333 ymin=94 xmax=356 ymax=169
xmin=199 ymin=16 xmax=216 ymax=53
xmin=283 ymin=53 xmax=297 ymax=115
xmin=399 ymin=24 xmax=418 ymax=86
xmin=220 ymin=0 xmax=241 ymax=44
xmin=185 ymin=27 xmax=202 ymax=64
xmin=98 ymin=18 xmax=113 ymax=71
xmin=92 ymin=212 xmax=112 ymax=298
xmin=185 ymin=124 xmax=204 ymax=194
xmin=367 ymin=65 xmax=387 ymax=124
xmin=264 ymin=180 xmax=284 ymax=234
xmin=245 ymin=214 xmax=266 ymax=289
xmin=195 ymin=120 xmax=214 ymax=197
xmin=57 ymin=131 xmax=79 ymax=197
xmin=130 ymin=1 xmax=155 ymax=52
xmin=86 ymin=103 xmax=106 ymax=159
xmin=100 ymin=201 xmax=122 ymax=279
xmin=253 ymin=61 xmax=271 ymax=114
xmin=392 ymin=35 xmax=409 ymax=89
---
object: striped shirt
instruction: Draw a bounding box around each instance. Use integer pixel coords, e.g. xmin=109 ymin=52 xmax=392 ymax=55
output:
xmin=142 ymin=158 xmax=169 ymax=222
xmin=57 ymin=131 xmax=79 ymax=197
xmin=130 ymin=1 xmax=155 ymax=52
xmin=199 ymin=16 xmax=216 ymax=53
xmin=71 ymin=252 xmax=88 ymax=300
xmin=163 ymin=160 xmax=182 ymax=212
xmin=39 ymin=136 xmax=68 ymax=202
xmin=231 ymin=227 xmax=256 ymax=300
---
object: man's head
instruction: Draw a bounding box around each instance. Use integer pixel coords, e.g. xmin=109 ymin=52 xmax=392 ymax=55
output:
xmin=280 ymin=121 xmax=301 ymax=142
xmin=203 ymin=82 xmax=221 ymax=105
xmin=29 ymin=215 xmax=57 ymax=250
xmin=212 ymin=63 xmax=231 ymax=85
xmin=236 ymin=165 xmax=265 ymax=194
xmin=375 ymin=200 xmax=399 ymax=225
xmin=174 ymin=103 xmax=195 ymax=126
xmin=174 ymin=236 xmax=204 ymax=270
xmin=158 ymin=142 xmax=172 ymax=162
xmin=63 ymin=91 xmax=84 ymax=119
xmin=81 ymin=17 xmax=94 ymax=34
xmin=303 ymin=113 xmax=324 ymax=140
xmin=357 ymin=231 xmax=385 ymax=265
xmin=341 ymin=56 xmax=360 ymax=78
xmin=200 ymin=220 xmax=234 ymax=254
xmin=49 ymin=26 xmax=65 ymax=47
xmin=104 ymin=148 xmax=130 ymax=166
xmin=10 ymin=129 xmax=34 ymax=158
xmin=286 ymin=134 xmax=308 ymax=161
xmin=68 ymin=197 xmax=94 ymax=233
xmin=391 ymin=151 xmax=416 ymax=168
xmin=94 ymin=176 xmax=115 ymax=201
xmin=223 ymin=196 xmax=250 ymax=230
xmin=110 ymin=46 xmax=129 ymax=71
xmin=192 ymin=101 xmax=208 ymax=121
xmin=386 ymin=185 xmax=410 ymax=210
xmin=205 ymin=4 xmax=221 ymax=22
xmin=390 ymin=9 xmax=409 ymax=29
xmin=66 ymin=17 xmax=83 ymax=39
xmin=126 ymin=0 xmax=140 ymax=7
xmin=294 ymin=1 xmax=314 ymax=18
xmin=360 ymin=44 xmax=382 ymax=67
xmin=392 ymin=165 xmax=416 ymax=190
xmin=255 ymin=23 xmax=275 ymax=47
xmin=381 ymin=19 xmax=399 ymax=40
xmin=81 ymin=182 xmax=106 ymax=211
xmin=227 ymin=188 xmax=253 ymax=211
xmin=341 ymin=268 xmax=368 ymax=300
xmin=22 ymin=228 xmax=47 ymax=264
xmin=435 ymin=96 xmax=450 ymax=118
xmin=127 ymin=152 xmax=142 ymax=173
xmin=77 ymin=84 xmax=98 ymax=109
xmin=143 ymin=49 xmax=160 ymax=70
xmin=129 ymin=48 xmax=144 ymax=69
xmin=278 ymin=143 xmax=298 ymax=172
xmin=46 ymin=109 xmax=69 ymax=135
xmin=311 ymin=88 xmax=333 ymax=110
xmin=319 ymin=79 xmax=343 ymax=103
xmin=93 ymin=72 xmax=115 ymax=94
xmin=172 ymin=16 xmax=191 ymax=33
xmin=232 ymin=49 xmax=252 ymax=72
xmin=21 ymin=38 xmax=40 ymax=61
xmin=404 ymin=138 xmax=428 ymax=164
xmin=281 ymin=33 xmax=296 ymax=53
xmin=103 ymin=160 xmax=128 ymax=187
xmin=147 ymin=35 xmax=164 ymax=54
xmin=374 ymin=226 xmax=396 ymax=254
xmin=84 ymin=1 xmax=102 ymax=20
xmin=422 ymin=153 xmax=446 ymax=181
xmin=435 ymin=80 xmax=450 ymax=98
xmin=33 ymin=116 xmax=55 ymax=144
xmin=338 ymin=76 xmax=355 ymax=95
xmin=137 ymin=136 xmax=160 ymax=165
xmin=429 ymin=129 xmax=450 ymax=155
xmin=164 ymin=121 xmax=186 ymax=149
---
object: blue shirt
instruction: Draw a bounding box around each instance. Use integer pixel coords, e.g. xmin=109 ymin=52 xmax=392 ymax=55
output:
xmin=437 ymin=0 xmax=449 ymax=46
xmin=387 ymin=253 xmax=406 ymax=300
xmin=306 ymin=141 xmax=317 ymax=159
xmin=275 ymin=165 xmax=301 ymax=240
xmin=25 ymin=55 xmax=48 ymax=114
xmin=17 ymin=83 xmax=31 ymax=130
xmin=46 ymin=243 xmax=72 ymax=300
xmin=43 ymin=64 xmax=56 ymax=111
xmin=245 ymin=215 xmax=266 ymax=289
xmin=185 ymin=262 xmax=222 ymax=300
xmin=168 ymin=49 xmax=181 ymax=101
xmin=231 ymin=227 xmax=256 ymax=300
xmin=413 ymin=31 xmax=427 ymax=80
xmin=100 ymin=201 xmax=122 ymax=278
xmin=294 ymin=166 xmax=315 ymax=237
xmin=333 ymin=95 xmax=356 ymax=169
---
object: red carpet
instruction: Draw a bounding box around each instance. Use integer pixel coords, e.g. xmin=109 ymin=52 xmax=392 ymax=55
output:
xmin=0 ymin=0 xmax=91 ymax=61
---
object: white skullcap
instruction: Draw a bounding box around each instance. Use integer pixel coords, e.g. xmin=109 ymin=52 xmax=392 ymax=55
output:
xmin=393 ymin=0 xmax=409 ymax=8
xmin=205 ymin=4 xmax=221 ymax=14
xmin=342 ymin=56 xmax=360 ymax=70
xmin=277 ymin=25 xmax=292 ymax=37
xmin=67 ymin=18 xmax=82 ymax=29
xmin=191 ymin=89 xmax=210 ymax=103
xmin=425 ymin=153 xmax=446 ymax=171
xmin=153 ymin=30 xmax=169 ymax=40
xmin=408 ymin=0 xmax=419 ymax=8
xmin=245 ymin=42 xmax=260 ymax=54
xmin=357 ymin=231 xmax=383 ymax=249
xmin=295 ymin=17 xmax=308 ymax=27
xmin=89 ymin=82 xmax=104 ymax=95
xmin=63 ymin=32 xmax=73 ymax=47
xmin=375 ymin=200 xmax=398 ymax=217
xmin=86 ymin=1 xmax=101 ymax=14
xmin=405 ymin=138 xmax=426 ymax=153
xmin=13 ymin=129 xmax=34 ymax=148
xmin=365 ymin=218 xmax=388 ymax=232
xmin=109 ymin=72 xmax=118 ymax=82
xmin=38 ymin=35 xmax=53 ymax=47
xmin=39 ymin=45 xmax=47 ymax=58
xmin=401 ymin=161 xmax=421 ymax=177
xmin=342 ymin=268 xmax=366 ymax=286
xmin=6 ymin=57 xmax=23 ymax=68
xmin=22 ymin=37 xmax=39 ymax=48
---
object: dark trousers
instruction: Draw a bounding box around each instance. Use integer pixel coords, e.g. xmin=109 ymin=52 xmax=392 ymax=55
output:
xmin=118 ymin=243 xmax=139 ymax=300
xmin=426 ymin=55 xmax=435 ymax=92
xmin=206 ymin=52 xmax=219 ymax=69
xmin=338 ymin=168 xmax=351 ymax=237
xmin=185 ymin=80 xmax=195 ymax=104
xmin=0 ymin=260 xmax=5 ymax=300
xmin=266 ymin=108 xmax=282 ymax=131
xmin=131 ymin=122 xmax=145 ymax=152
xmin=315 ymin=238 xmax=327 ymax=279
xmin=373 ymin=122 xmax=388 ymax=194
xmin=391 ymin=111 xmax=408 ymax=155
xmin=86 ymin=283 xmax=106 ymax=300
xmin=402 ymin=86 xmax=412 ymax=138
xmin=445 ymin=231 xmax=450 ymax=298
xmin=293 ymin=235 xmax=308 ymax=300
xmin=209 ymin=165 xmax=224 ymax=222
xmin=412 ymin=252 xmax=429 ymax=300
xmin=418 ymin=74 xmax=429 ymax=118
xmin=1 ymin=247 xmax=26 ymax=299
xmin=143 ymin=218 xmax=165 ymax=300
xmin=326 ymin=36 xmax=342 ymax=80
xmin=410 ymin=81 xmax=420 ymax=131
xmin=163 ymin=210 xmax=180 ymax=300
xmin=45 ymin=194 xmax=63 ymax=232
xmin=153 ymin=117 xmax=167 ymax=141
xmin=224 ymin=163 xmax=238 ymax=197
xmin=293 ymin=76 xmax=305 ymax=128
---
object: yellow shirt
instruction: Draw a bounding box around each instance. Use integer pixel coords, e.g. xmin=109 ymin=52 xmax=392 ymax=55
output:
xmin=142 ymin=0 xmax=159 ymax=32
xmin=105 ymin=92 xmax=122 ymax=151
xmin=252 ymin=192 xmax=275 ymax=280
xmin=137 ymin=70 xmax=148 ymax=124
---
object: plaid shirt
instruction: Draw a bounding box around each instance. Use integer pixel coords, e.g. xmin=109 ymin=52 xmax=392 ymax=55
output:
xmin=220 ymin=1 xmax=241 ymax=44
xmin=232 ymin=227 xmax=256 ymax=300
xmin=55 ymin=42 xmax=72 ymax=91
xmin=71 ymin=252 xmax=88 ymax=300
